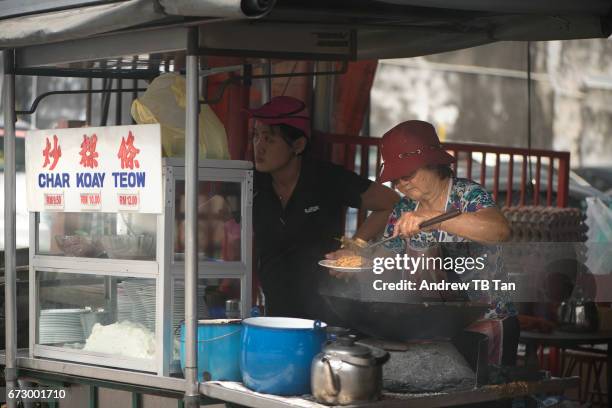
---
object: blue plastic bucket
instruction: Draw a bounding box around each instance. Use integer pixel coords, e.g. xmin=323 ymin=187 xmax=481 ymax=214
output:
xmin=241 ymin=317 xmax=327 ymax=395
xmin=179 ymin=319 xmax=242 ymax=381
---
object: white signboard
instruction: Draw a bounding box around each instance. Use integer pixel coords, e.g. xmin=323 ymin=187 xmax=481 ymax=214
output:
xmin=26 ymin=124 xmax=162 ymax=214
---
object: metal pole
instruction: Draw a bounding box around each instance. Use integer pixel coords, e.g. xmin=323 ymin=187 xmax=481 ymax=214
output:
xmin=313 ymin=61 xmax=334 ymax=133
xmin=261 ymin=59 xmax=272 ymax=103
xmin=86 ymin=78 xmax=93 ymax=125
xmin=183 ymin=28 xmax=200 ymax=408
xmin=3 ymin=49 xmax=18 ymax=408
xmin=115 ymin=77 xmax=123 ymax=125
xmin=100 ymin=78 xmax=112 ymax=126
xmin=132 ymin=56 xmax=138 ymax=125
xmin=30 ymin=76 xmax=38 ymax=129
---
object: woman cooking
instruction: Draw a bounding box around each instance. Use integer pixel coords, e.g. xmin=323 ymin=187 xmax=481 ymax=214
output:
xmin=333 ymin=120 xmax=518 ymax=365
xmin=380 ymin=120 xmax=510 ymax=245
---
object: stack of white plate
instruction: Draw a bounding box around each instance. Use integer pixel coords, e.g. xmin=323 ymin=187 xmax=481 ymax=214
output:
xmin=117 ymin=284 xmax=134 ymax=322
xmin=172 ymin=281 xmax=208 ymax=334
xmin=139 ymin=282 xmax=157 ymax=331
xmin=122 ymin=279 xmax=156 ymax=332
xmin=39 ymin=309 xmax=87 ymax=345
xmin=117 ymin=279 xmax=210 ymax=335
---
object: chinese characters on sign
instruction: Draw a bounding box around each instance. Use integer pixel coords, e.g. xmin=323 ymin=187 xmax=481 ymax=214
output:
xmin=118 ymin=131 xmax=140 ymax=169
xmin=42 ymin=135 xmax=62 ymax=170
xmin=79 ymin=134 xmax=99 ymax=168
xmin=26 ymin=124 xmax=162 ymax=214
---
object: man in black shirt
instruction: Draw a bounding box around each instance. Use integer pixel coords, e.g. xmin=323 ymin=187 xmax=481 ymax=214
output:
xmin=248 ymin=96 xmax=399 ymax=320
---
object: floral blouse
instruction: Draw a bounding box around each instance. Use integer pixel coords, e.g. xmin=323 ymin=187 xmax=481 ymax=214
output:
xmin=383 ymin=177 xmax=495 ymax=248
xmin=382 ymin=177 xmax=516 ymax=318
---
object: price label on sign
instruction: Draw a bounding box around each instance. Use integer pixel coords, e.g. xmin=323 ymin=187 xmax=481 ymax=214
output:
xmin=118 ymin=192 xmax=140 ymax=211
xmin=25 ymin=124 xmax=162 ymax=214
xmin=80 ymin=191 xmax=102 ymax=210
xmin=44 ymin=193 xmax=64 ymax=210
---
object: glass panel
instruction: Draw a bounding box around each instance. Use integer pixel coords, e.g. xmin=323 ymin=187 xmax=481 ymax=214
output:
xmin=37 ymin=212 xmax=157 ymax=260
xmin=174 ymin=180 xmax=242 ymax=262
xmin=37 ymin=271 xmax=156 ymax=360
xmin=0 ymin=135 xmax=25 ymax=172
xmin=170 ymin=277 xmax=242 ymax=331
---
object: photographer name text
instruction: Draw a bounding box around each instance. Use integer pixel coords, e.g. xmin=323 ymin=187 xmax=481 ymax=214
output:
xmin=373 ymin=279 xmax=515 ymax=291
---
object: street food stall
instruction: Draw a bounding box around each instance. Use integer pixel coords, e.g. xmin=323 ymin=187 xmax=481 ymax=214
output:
xmin=28 ymin=142 xmax=253 ymax=376
xmin=2 ymin=1 xmax=611 ymax=407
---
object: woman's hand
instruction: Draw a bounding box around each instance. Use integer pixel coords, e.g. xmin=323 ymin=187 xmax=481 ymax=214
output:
xmin=392 ymin=209 xmax=444 ymax=237
xmin=437 ymin=207 xmax=511 ymax=243
xmin=393 ymin=207 xmax=511 ymax=243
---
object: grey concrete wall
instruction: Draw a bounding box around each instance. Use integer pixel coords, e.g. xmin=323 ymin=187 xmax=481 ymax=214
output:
xmin=371 ymin=39 xmax=612 ymax=168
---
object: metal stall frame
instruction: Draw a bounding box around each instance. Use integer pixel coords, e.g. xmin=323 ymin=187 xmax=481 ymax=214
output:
xmin=26 ymin=157 xmax=253 ymax=377
xmin=3 ymin=6 xmax=606 ymax=406
xmin=163 ymin=158 xmax=254 ymax=378
xmin=1 ymin=23 xmax=261 ymax=407
xmin=29 ymin=194 xmax=160 ymax=374
xmin=183 ymin=29 xmax=200 ymax=407
xmin=2 ymin=19 xmax=355 ymax=406
xmin=3 ymin=48 xmax=19 ymax=408
xmin=3 ymin=29 xmax=194 ymax=408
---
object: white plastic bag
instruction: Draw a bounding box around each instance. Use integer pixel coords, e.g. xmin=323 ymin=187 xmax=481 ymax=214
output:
xmin=585 ymin=197 xmax=612 ymax=274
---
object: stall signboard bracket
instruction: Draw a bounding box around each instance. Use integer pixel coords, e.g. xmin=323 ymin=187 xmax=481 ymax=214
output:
xmin=164 ymin=167 xmax=174 ymax=208
xmin=16 ymin=88 xmax=147 ymax=116
xmin=246 ymin=172 xmax=254 ymax=207
xmin=199 ymin=60 xmax=349 ymax=105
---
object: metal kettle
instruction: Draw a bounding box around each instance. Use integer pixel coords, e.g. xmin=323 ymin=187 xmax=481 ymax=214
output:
xmin=311 ymin=336 xmax=390 ymax=405
xmin=557 ymin=298 xmax=599 ymax=332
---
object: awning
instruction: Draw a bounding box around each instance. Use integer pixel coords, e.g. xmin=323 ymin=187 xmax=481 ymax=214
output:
xmin=377 ymin=0 xmax=612 ymax=15
xmin=0 ymin=0 xmax=275 ymax=48
xmin=261 ymin=0 xmax=612 ymax=60
xmin=1 ymin=0 xmax=610 ymax=60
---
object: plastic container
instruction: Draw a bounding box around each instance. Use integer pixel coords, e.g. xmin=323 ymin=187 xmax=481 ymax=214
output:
xmin=241 ymin=317 xmax=327 ymax=395
xmin=179 ymin=319 xmax=242 ymax=381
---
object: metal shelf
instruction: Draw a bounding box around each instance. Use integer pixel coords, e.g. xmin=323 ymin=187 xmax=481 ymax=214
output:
xmin=200 ymin=377 xmax=581 ymax=408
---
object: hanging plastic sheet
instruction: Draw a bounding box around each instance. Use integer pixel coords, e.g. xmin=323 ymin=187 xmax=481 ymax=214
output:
xmin=131 ymin=73 xmax=230 ymax=159
xmin=585 ymin=197 xmax=612 ymax=275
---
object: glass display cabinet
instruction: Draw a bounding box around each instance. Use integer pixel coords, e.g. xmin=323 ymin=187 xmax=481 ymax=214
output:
xmin=29 ymin=159 xmax=253 ymax=376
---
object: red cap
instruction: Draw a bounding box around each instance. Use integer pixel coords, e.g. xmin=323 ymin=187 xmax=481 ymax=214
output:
xmin=245 ymin=96 xmax=310 ymax=137
xmin=378 ymin=120 xmax=455 ymax=183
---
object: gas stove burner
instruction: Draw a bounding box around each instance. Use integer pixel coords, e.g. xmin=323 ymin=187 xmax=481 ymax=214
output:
xmin=383 ymin=342 xmax=476 ymax=393
xmin=359 ymin=331 xmax=490 ymax=394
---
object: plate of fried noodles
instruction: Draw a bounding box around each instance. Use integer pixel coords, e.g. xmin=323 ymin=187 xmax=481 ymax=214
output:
xmin=318 ymin=255 xmax=373 ymax=272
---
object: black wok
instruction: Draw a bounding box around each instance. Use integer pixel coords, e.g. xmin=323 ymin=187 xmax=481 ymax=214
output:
xmin=321 ymin=294 xmax=489 ymax=341
xmin=317 ymin=256 xmax=489 ymax=341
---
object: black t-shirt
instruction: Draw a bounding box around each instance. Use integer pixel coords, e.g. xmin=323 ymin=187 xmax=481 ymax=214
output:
xmin=253 ymin=159 xmax=372 ymax=319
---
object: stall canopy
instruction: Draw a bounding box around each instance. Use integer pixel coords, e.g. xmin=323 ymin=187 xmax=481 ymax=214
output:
xmin=376 ymin=0 xmax=611 ymax=14
xmin=260 ymin=0 xmax=612 ymax=60
xmin=0 ymin=0 xmax=275 ymax=48
xmin=0 ymin=0 xmax=610 ymax=57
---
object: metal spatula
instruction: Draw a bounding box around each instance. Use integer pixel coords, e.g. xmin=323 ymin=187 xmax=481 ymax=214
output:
xmin=365 ymin=208 xmax=462 ymax=250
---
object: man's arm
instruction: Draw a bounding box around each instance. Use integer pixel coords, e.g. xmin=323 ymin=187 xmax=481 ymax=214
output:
xmin=353 ymin=182 xmax=399 ymax=242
